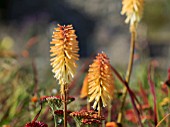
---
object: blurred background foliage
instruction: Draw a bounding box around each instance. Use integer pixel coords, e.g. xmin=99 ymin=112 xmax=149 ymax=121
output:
xmin=0 ymin=0 xmax=170 ymax=126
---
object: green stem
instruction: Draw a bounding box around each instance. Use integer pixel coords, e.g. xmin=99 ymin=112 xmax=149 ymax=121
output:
xmin=117 ymin=28 xmax=136 ymax=123
xmin=87 ymin=98 xmax=90 ymax=111
xmin=51 ymin=106 xmax=57 ymax=127
xmin=54 ymin=112 xmax=57 ymax=127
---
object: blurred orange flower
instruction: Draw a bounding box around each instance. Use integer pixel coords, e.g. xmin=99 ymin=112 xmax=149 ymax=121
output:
xmin=31 ymin=96 xmax=38 ymax=103
xmin=106 ymin=122 xmax=118 ymax=127
xmin=80 ymin=74 xmax=89 ymax=99
xmin=2 ymin=125 xmax=11 ymax=127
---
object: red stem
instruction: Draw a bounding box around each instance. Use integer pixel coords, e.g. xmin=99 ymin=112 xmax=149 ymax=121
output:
xmin=111 ymin=66 xmax=143 ymax=127
xmin=148 ymin=65 xmax=158 ymax=126
xmin=33 ymin=102 xmax=42 ymax=122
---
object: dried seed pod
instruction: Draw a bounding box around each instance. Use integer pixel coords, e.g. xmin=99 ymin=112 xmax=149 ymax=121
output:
xmin=50 ymin=24 xmax=79 ymax=94
xmin=88 ymin=52 xmax=114 ymax=110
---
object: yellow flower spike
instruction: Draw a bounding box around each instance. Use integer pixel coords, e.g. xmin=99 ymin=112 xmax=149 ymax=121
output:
xmin=50 ymin=24 xmax=79 ymax=94
xmin=160 ymin=97 xmax=170 ymax=107
xmin=121 ymin=0 xmax=144 ymax=31
xmin=88 ymin=52 xmax=114 ymax=110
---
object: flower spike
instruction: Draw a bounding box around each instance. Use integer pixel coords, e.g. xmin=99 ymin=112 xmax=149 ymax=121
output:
xmin=88 ymin=52 xmax=114 ymax=110
xmin=121 ymin=0 xmax=144 ymax=31
xmin=50 ymin=24 xmax=79 ymax=94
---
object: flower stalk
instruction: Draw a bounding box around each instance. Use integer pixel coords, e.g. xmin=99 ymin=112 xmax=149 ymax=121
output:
xmin=117 ymin=0 xmax=144 ymax=124
xmin=167 ymin=69 xmax=170 ymax=127
xmin=117 ymin=27 xmax=136 ymax=123
xmin=107 ymin=100 xmax=112 ymax=122
xmin=63 ymin=84 xmax=68 ymax=127
xmin=168 ymin=87 xmax=170 ymax=126
xmin=87 ymin=98 xmax=90 ymax=111
xmin=51 ymin=106 xmax=57 ymax=127
xmin=98 ymin=98 xmax=102 ymax=117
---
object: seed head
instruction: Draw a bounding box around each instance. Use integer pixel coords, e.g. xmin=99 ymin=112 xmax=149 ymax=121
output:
xmin=88 ymin=52 xmax=114 ymax=109
xmin=121 ymin=0 xmax=144 ymax=31
xmin=25 ymin=121 xmax=48 ymax=127
xmin=70 ymin=110 xmax=104 ymax=126
xmin=50 ymin=24 xmax=79 ymax=94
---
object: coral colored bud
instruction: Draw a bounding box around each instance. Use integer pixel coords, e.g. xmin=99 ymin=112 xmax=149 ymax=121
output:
xmin=31 ymin=96 xmax=38 ymax=103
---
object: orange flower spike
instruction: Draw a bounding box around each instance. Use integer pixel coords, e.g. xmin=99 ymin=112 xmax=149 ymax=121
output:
xmin=50 ymin=24 xmax=79 ymax=94
xmin=121 ymin=0 xmax=144 ymax=31
xmin=2 ymin=125 xmax=11 ymax=127
xmin=80 ymin=74 xmax=89 ymax=99
xmin=106 ymin=122 xmax=119 ymax=127
xmin=88 ymin=52 xmax=114 ymax=109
